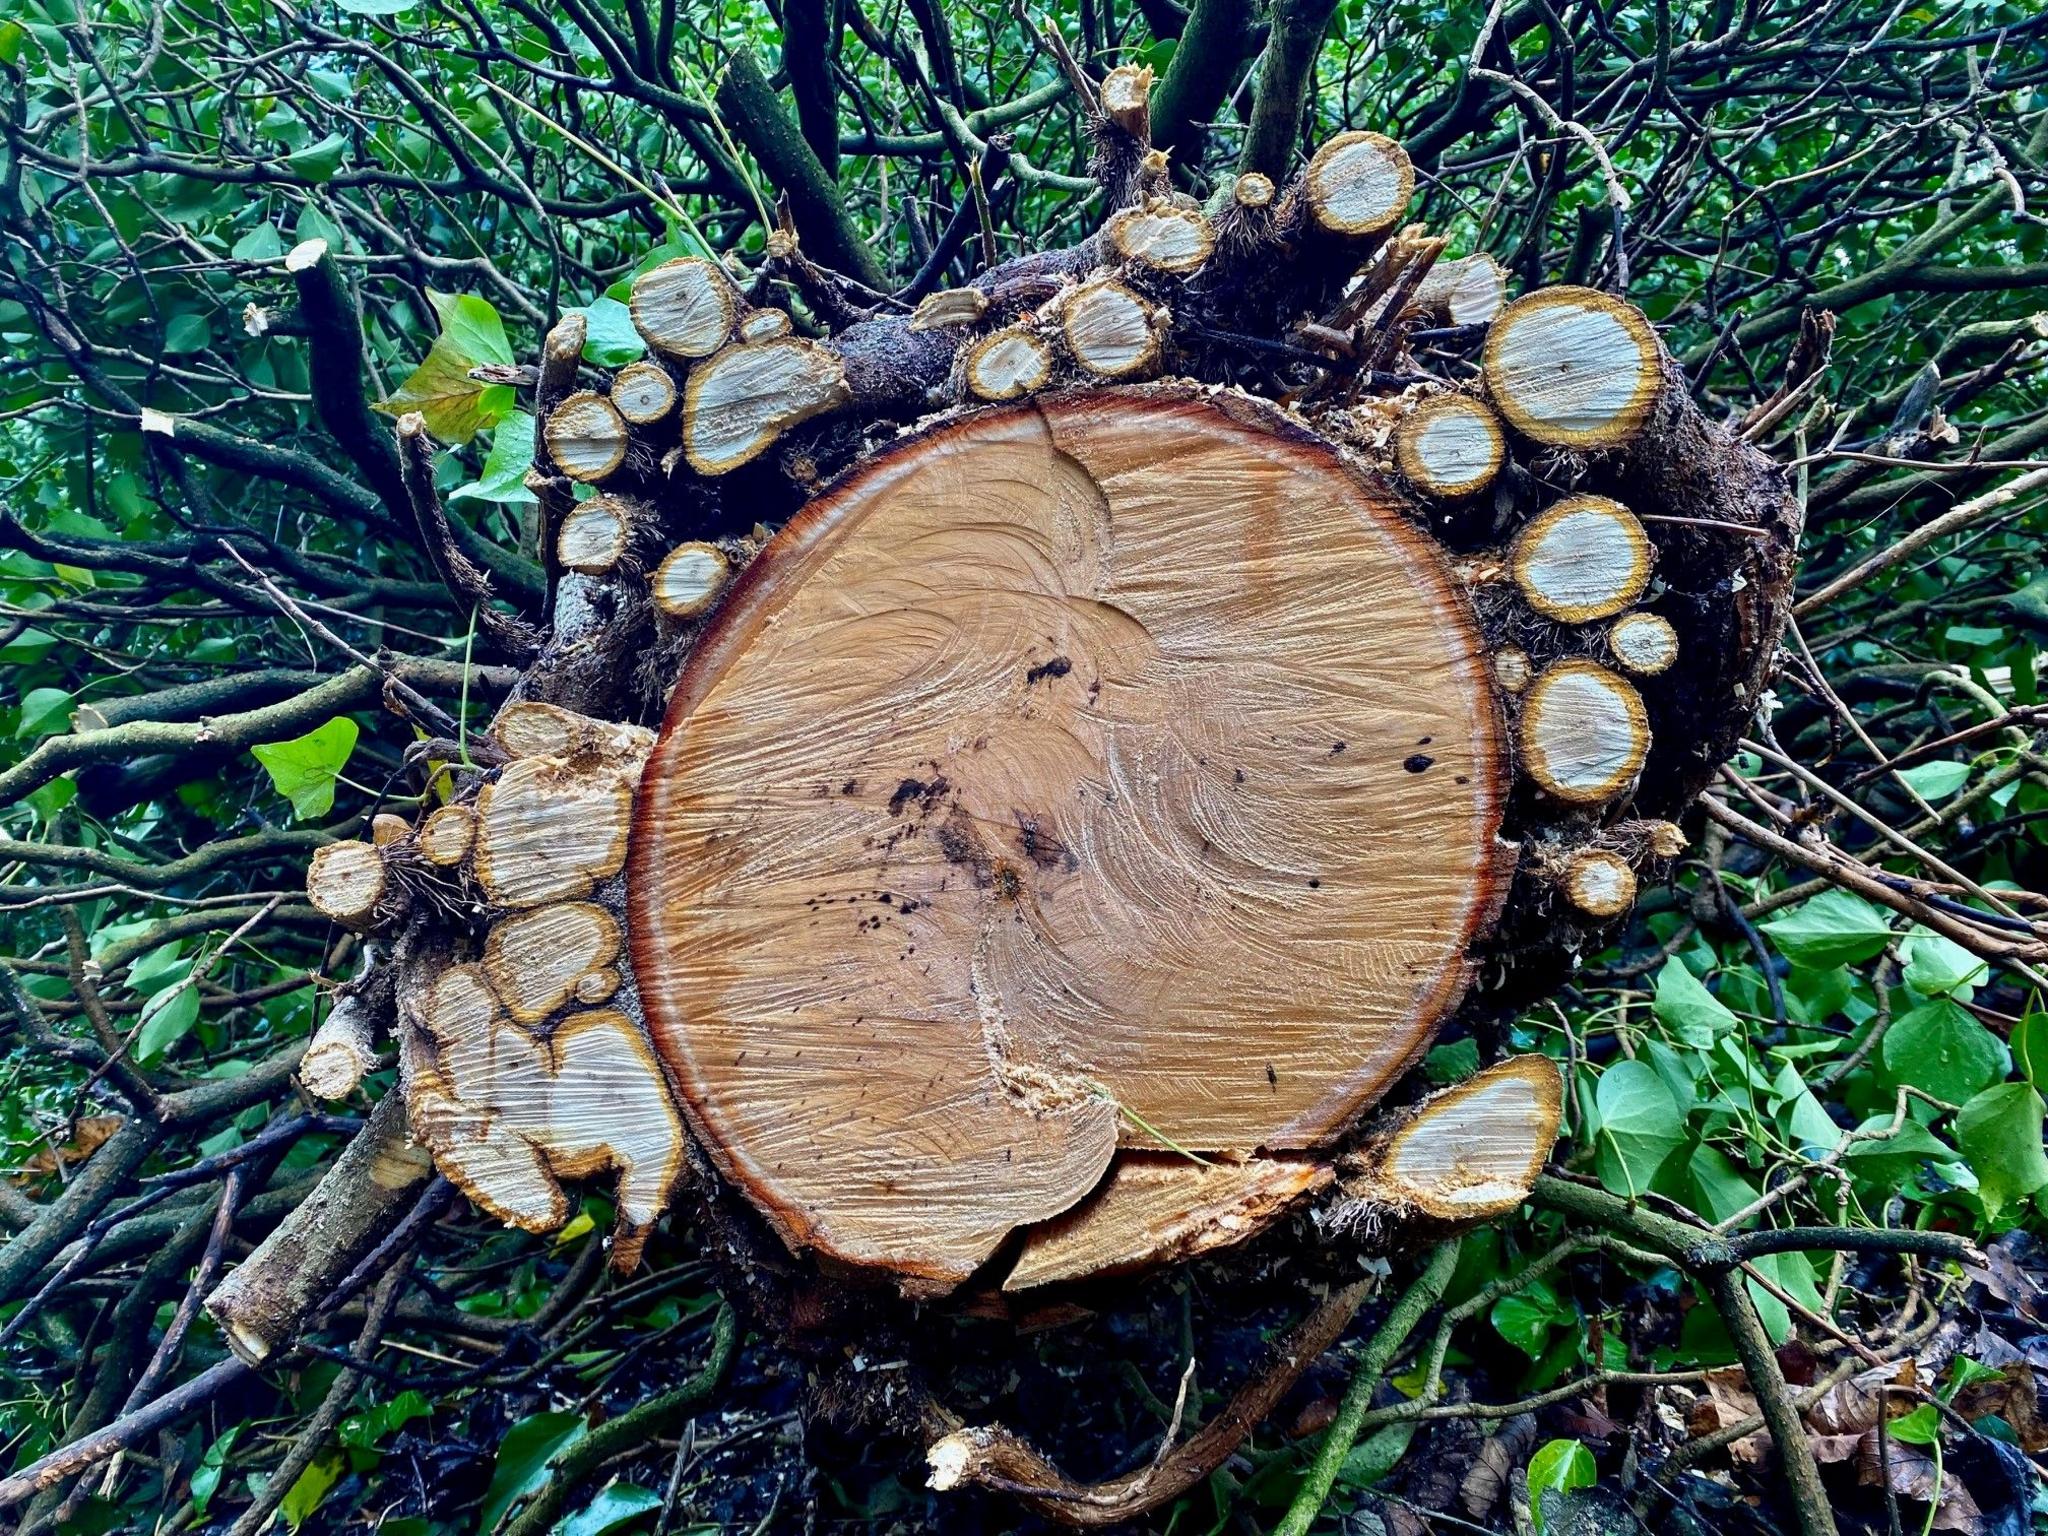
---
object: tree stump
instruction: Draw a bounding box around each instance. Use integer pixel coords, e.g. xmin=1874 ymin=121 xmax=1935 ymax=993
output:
xmin=231 ymin=67 xmax=1802 ymax=1519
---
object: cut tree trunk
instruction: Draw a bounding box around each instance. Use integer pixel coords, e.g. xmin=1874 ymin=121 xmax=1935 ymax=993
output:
xmin=226 ymin=62 xmax=1803 ymax=1519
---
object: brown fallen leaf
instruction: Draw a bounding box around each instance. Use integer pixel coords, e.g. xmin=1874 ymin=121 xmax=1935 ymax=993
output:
xmin=1858 ymin=1431 xmax=1985 ymax=1534
xmin=1689 ymin=1367 xmax=1770 ymax=1465
xmin=1953 ymin=1361 xmax=2048 ymax=1453
xmin=1461 ymin=1412 xmax=1538 ymax=1517
xmin=8 ymin=1116 xmax=124 ymax=1183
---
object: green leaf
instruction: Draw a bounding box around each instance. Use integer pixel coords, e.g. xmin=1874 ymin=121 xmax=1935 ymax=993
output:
xmin=1770 ymin=1061 xmax=1842 ymax=1158
xmin=428 ymin=290 xmax=515 ymax=367
xmin=280 ymin=1448 xmax=347 ymax=1530
xmin=1653 ymin=960 xmax=1736 ymax=1047
xmin=569 ymin=296 xmax=646 ymax=367
xmin=135 ymin=984 xmax=200 ymax=1062
xmin=287 ymin=132 xmax=350 ymax=183
xmin=1881 ymin=998 xmax=2009 ymax=1106
xmin=1593 ymin=1060 xmax=1686 ymax=1197
xmin=451 ymin=412 xmax=538 ymax=505
xmin=232 ymin=222 xmax=285 ymax=261
xmin=1684 ymin=1143 xmax=1760 ymax=1223
xmin=1886 ymin=1403 xmax=1942 ymax=1445
xmin=1334 ymin=1422 xmax=1415 ymax=1490
xmin=16 ymin=685 xmax=73 ymax=738
xmin=250 ymin=716 xmax=360 ymax=821
xmin=374 ymin=292 xmax=515 ymax=442
xmin=164 ymin=313 xmax=211 ymax=354
xmin=1527 ymin=1439 xmax=1596 ymax=1531
xmin=1954 ymin=1084 xmax=2048 ymax=1221
xmin=1902 ymin=928 xmax=1988 ymax=1000
xmin=1423 ymin=1037 xmax=1480 ymax=1084
xmin=191 ymin=1427 xmax=238 ymax=1516
xmin=479 ymin=1410 xmax=586 ymax=1535
xmin=1898 ymin=760 xmax=1971 ymax=801
xmin=1759 ymin=889 xmax=1894 ymax=968
xmin=560 ymin=1483 xmax=663 ymax=1536
xmin=1491 ymin=1276 xmax=1571 ymax=1359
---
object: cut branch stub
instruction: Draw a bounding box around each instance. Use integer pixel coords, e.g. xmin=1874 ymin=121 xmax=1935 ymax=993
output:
xmin=629 ymin=256 xmax=737 ymax=359
xmin=1482 ymin=286 xmax=1663 ymax=448
xmin=556 ymin=495 xmax=634 ymax=575
xmin=1517 ymin=659 xmax=1650 ymax=805
xmin=1303 ymin=131 xmax=1413 ymax=236
xmin=965 ymin=329 xmax=1054 ymax=402
xmin=1062 ymin=281 xmax=1161 ymax=379
xmin=544 ymin=391 xmax=628 ymax=483
xmin=1394 ymin=395 xmax=1505 ymax=499
xmin=610 ymin=359 xmax=679 ymax=425
xmin=1509 ymin=494 xmax=1651 ymax=623
xmin=1098 ymin=63 xmax=1152 ymax=139
xmin=652 ymin=541 xmax=732 ymax=621
xmin=1608 ymin=611 xmax=1679 ymax=676
xmin=417 ymin=804 xmax=474 ymax=866
xmin=682 ymin=338 xmax=849 ymax=476
xmin=1346 ymin=1056 xmax=1562 ymax=1222
xmin=1104 ymin=202 xmax=1215 ymax=274
xmin=472 ymin=735 xmax=645 ymax=910
xmin=307 ymin=840 xmax=389 ymax=928
xmin=402 ymin=961 xmax=682 ymax=1268
xmin=1560 ymin=848 xmax=1637 ymax=917
xmin=627 ymin=391 xmax=1510 ymax=1293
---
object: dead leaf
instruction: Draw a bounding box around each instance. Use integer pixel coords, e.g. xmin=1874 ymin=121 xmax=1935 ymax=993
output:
xmin=1953 ymin=1362 xmax=2048 ymax=1453
xmin=1690 ymin=1367 xmax=1770 ymax=1465
xmin=1858 ymin=1432 xmax=1986 ymax=1534
xmin=9 ymin=1116 xmax=123 ymax=1183
xmin=1461 ymin=1412 xmax=1538 ymax=1517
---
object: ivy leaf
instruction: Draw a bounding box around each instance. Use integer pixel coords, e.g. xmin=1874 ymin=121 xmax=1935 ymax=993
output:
xmin=569 ymin=296 xmax=646 ymax=367
xmin=191 ymin=1428 xmax=239 ymax=1516
xmin=1652 ymin=959 xmax=1736 ymax=1047
xmin=1881 ymin=998 xmax=2009 ymax=1106
xmin=374 ymin=292 xmax=515 ymax=443
xmin=1492 ymin=1275 xmax=1572 ymax=1358
xmin=1528 ymin=1439 xmax=1597 ymax=1531
xmin=450 ymin=411 xmax=537 ymax=505
xmin=1335 ymin=1422 xmax=1416 ymax=1490
xmin=560 ymin=1484 xmax=663 ymax=1536
xmin=479 ymin=1410 xmax=586 ymax=1535
xmin=280 ymin=1447 xmax=347 ymax=1530
xmin=1759 ymin=889 xmax=1894 ymax=968
xmin=251 ymin=716 xmax=360 ymax=821
xmin=427 ymin=290 xmax=515 ymax=366
xmin=1593 ymin=1060 xmax=1686 ymax=1197
xmin=1954 ymin=1084 xmax=2048 ymax=1222
xmin=1902 ymin=928 xmax=1988 ymax=1000
xmin=231 ymin=222 xmax=285 ymax=261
